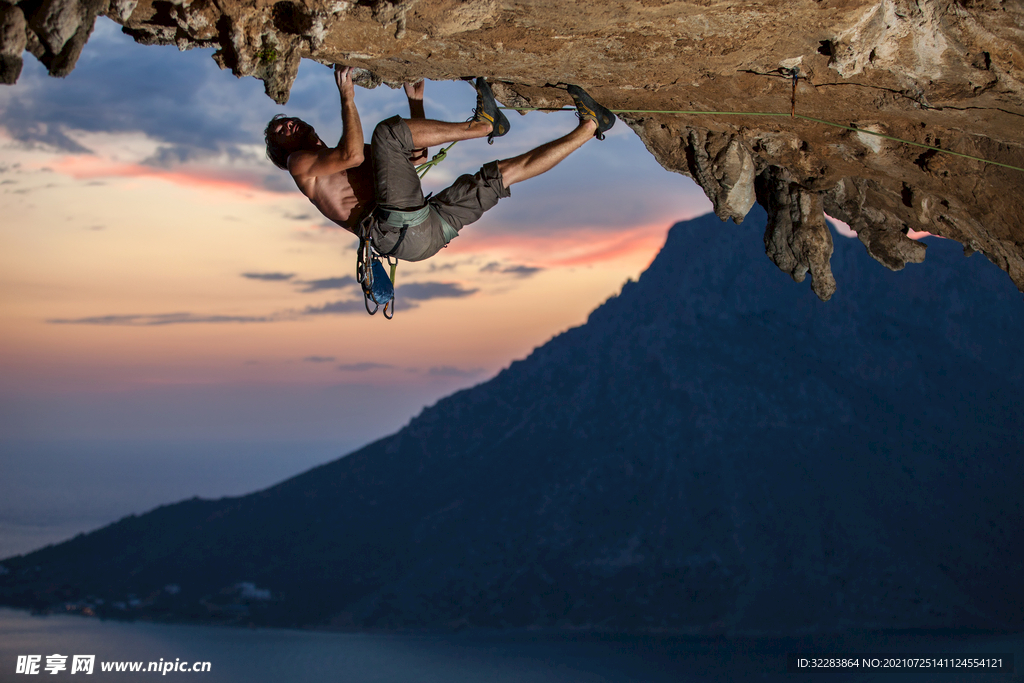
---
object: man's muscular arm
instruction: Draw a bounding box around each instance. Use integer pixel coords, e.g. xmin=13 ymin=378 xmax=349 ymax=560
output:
xmin=288 ymin=66 xmax=365 ymax=179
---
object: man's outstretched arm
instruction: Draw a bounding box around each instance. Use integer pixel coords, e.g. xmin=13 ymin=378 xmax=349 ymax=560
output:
xmin=289 ymin=66 xmax=364 ymax=178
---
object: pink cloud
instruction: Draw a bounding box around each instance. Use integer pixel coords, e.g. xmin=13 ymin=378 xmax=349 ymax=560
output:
xmin=827 ymin=214 xmax=937 ymax=241
xmin=50 ymin=156 xmax=279 ymax=197
xmin=454 ymin=222 xmax=670 ymax=269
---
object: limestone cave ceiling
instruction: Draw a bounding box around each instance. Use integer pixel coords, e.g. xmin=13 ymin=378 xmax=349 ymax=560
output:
xmin=2 ymin=0 xmax=1022 ymax=299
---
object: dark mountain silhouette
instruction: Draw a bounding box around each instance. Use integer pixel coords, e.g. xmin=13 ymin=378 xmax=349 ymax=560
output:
xmin=2 ymin=208 xmax=1022 ymax=635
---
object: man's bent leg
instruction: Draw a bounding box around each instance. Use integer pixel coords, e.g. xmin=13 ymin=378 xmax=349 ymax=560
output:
xmin=430 ymin=118 xmax=599 ymax=236
xmin=372 ymin=116 xmax=495 ymax=209
xmin=404 ymin=118 xmax=492 ymax=149
xmin=497 ymin=119 xmax=598 ymax=186
xmin=371 ymin=116 xmax=427 ymax=209
xmin=431 ymin=161 xmax=510 ymax=234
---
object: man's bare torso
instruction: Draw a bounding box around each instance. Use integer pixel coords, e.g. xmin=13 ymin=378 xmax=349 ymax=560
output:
xmin=291 ymin=144 xmax=374 ymax=234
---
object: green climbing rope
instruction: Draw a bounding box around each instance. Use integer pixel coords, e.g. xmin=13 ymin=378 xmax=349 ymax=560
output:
xmin=791 ymin=114 xmax=1024 ymax=173
xmin=416 ymin=140 xmax=459 ymax=178
xmin=499 ymin=106 xmax=1024 ymax=174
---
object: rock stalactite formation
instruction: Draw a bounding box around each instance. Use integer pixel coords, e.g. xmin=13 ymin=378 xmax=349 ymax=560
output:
xmin=3 ymin=0 xmax=1023 ymax=298
xmin=756 ymin=167 xmax=838 ymax=301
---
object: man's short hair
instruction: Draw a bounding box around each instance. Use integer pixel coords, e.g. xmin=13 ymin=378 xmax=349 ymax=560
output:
xmin=265 ymin=114 xmax=293 ymax=170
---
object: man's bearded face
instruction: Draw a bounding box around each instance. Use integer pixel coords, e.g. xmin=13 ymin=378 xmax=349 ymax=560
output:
xmin=273 ymin=118 xmax=318 ymax=150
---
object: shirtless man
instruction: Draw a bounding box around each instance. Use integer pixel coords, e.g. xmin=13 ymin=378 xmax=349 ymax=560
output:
xmin=265 ymin=65 xmax=616 ymax=263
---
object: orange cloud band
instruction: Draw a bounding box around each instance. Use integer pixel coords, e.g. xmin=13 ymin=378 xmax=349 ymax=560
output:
xmin=454 ymin=221 xmax=672 ymax=269
xmin=51 ymin=156 xmax=282 ymax=198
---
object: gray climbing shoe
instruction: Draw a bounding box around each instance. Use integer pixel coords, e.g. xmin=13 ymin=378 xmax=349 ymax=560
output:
xmin=473 ymin=77 xmax=510 ymax=145
xmin=567 ymin=84 xmax=616 ymax=140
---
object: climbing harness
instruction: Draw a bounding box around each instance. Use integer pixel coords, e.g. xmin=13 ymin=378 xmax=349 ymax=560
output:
xmin=355 ymin=142 xmax=460 ymax=319
xmin=357 ymin=204 xmax=433 ymax=318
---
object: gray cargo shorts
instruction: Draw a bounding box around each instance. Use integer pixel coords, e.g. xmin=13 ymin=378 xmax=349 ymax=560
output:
xmin=367 ymin=115 xmax=511 ymax=262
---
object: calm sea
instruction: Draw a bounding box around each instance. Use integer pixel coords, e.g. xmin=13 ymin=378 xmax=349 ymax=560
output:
xmin=0 ymin=438 xmax=356 ymax=559
xmin=0 ymin=609 xmax=1020 ymax=683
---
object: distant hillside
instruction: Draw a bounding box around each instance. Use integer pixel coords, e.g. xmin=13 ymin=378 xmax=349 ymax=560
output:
xmin=2 ymin=209 xmax=1022 ymax=635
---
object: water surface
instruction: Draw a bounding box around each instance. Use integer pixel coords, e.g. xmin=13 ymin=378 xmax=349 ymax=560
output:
xmin=1 ymin=609 xmax=1019 ymax=682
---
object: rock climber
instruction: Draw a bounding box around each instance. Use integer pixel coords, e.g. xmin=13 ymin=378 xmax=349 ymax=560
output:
xmin=264 ymin=65 xmax=616 ymax=262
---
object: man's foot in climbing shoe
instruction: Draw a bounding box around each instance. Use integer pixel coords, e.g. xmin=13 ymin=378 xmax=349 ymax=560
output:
xmin=473 ymin=77 xmax=510 ymax=145
xmin=566 ymin=84 xmax=615 ymax=140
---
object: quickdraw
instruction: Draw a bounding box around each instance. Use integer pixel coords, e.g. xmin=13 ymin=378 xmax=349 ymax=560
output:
xmin=356 ymin=227 xmax=397 ymax=319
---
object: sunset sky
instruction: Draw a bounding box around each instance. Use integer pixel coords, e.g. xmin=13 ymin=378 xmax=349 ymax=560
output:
xmin=0 ymin=19 xmax=715 ymax=452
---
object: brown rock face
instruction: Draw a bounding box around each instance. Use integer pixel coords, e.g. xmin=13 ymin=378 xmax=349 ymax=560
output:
xmin=4 ymin=0 xmax=1023 ymax=297
xmin=0 ymin=4 xmax=28 ymax=84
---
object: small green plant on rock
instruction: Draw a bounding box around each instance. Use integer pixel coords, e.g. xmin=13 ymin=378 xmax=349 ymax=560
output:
xmin=258 ymin=47 xmax=278 ymax=64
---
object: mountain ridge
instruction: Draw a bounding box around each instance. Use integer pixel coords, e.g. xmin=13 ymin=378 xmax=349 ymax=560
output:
xmin=2 ymin=208 xmax=1022 ymax=635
